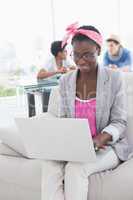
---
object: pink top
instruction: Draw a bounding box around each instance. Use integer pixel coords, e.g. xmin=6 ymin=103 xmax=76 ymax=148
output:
xmin=75 ymin=97 xmax=97 ymax=137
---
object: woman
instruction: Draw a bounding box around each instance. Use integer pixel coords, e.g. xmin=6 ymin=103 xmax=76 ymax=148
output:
xmin=42 ymin=23 xmax=128 ymax=200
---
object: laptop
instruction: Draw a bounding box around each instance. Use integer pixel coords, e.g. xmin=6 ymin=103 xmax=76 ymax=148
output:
xmin=15 ymin=117 xmax=96 ymax=162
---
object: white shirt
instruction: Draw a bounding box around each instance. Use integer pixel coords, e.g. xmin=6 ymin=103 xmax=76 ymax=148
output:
xmin=42 ymin=55 xmax=75 ymax=72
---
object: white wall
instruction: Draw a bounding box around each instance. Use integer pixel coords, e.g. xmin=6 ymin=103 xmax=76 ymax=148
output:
xmin=53 ymin=0 xmax=120 ymax=40
xmin=0 ymin=0 xmax=53 ymax=69
xmin=0 ymin=0 xmax=132 ymax=71
xmin=119 ymin=0 xmax=133 ymax=50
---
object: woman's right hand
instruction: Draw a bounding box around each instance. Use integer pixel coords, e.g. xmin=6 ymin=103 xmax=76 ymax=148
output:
xmin=93 ymin=133 xmax=107 ymax=151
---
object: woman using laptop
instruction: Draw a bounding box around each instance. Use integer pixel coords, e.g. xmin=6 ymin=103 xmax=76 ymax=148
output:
xmin=42 ymin=23 xmax=130 ymax=200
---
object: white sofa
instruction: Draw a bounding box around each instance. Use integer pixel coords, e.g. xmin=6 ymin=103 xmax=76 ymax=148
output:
xmin=0 ymin=73 xmax=133 ymax=200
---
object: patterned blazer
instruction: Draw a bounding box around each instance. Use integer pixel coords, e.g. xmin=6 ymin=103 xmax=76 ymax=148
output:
xmin=59 ymin=65 xmax=133 ymax=161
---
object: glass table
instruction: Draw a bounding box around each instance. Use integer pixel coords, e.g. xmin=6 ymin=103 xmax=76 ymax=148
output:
xmin=16 ymin=75 xmax=60 ymax=117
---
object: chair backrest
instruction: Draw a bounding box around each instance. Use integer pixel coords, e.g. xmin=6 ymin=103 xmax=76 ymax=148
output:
xmin=47 ymin=86 xmax=60 ymax=117
xmin=48 ymin=73 xmax=133 ymax=143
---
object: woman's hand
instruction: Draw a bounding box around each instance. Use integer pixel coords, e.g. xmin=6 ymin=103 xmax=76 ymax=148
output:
xmin=93 ymin=132 xmax=112 ymax=150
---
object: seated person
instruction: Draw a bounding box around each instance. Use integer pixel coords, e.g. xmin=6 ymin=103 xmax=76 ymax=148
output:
xmin=103 ymin=34 xmax=133 ymax=72
xmin=37 ymin=40 xmax=76 ymax=79
xmin=42 ymin=23 xmax=132 ymax=200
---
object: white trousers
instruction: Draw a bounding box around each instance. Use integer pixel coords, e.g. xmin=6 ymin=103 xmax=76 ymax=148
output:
xmin=42 ymin=146 xmax=120 ymax=200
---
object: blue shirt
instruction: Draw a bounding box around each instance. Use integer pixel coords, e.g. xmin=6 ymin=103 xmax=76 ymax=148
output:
xmin=103 ymin=47 xmax=133 ymax=70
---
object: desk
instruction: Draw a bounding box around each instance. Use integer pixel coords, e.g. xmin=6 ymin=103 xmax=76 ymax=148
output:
xmin=16 ymin=76 xmax=60 ymax=117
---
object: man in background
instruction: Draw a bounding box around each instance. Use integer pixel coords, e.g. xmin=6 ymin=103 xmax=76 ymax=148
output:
xmin=103 ymin=34 xmax=133 ymax=72
xmin=37 ymin=40 xmax=76 ymax=79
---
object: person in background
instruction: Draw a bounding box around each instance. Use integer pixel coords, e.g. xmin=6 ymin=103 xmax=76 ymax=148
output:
xmin=37 ymin=40 xmax=76 ymax=79
xmin=103 ymin=34 xmax=133 ymax=72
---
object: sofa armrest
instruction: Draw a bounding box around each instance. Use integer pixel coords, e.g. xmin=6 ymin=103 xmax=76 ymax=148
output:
xmin=0 ymin=124 xmax=24 ymax=157
xmin=0 ymin=123 xmax=27 ymax=156
xmin=0 ymin=142 xmax=22 ymax=157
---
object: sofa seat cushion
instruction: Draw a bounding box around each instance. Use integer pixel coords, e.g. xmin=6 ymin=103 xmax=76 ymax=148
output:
xmin=88 ymin=157 xmax=133 ymax=200
xmin=0 ymin=155 xmax=42 ymax=190
xmin=0 ymin=155 xmax=133 ymax=200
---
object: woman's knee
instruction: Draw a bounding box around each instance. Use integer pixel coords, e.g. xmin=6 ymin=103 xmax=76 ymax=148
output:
xmin=43 ymin=160 xmax=64 ymax=173
xmin=65 ymin=162 xmax=88 ymax=177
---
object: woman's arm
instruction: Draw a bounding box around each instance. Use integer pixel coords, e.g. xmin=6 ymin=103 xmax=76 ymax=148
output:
xmin=94 ymin=72 xmax=127 ymax=150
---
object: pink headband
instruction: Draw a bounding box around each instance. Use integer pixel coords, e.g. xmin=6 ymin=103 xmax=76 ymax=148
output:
xmin=62 ymin=22 xmax=102 ymax=48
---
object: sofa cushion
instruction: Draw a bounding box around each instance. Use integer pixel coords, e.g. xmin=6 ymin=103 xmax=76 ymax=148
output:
xmin=88 ymin=158 xmax=133 ymax=200
xmin=0 ymin=142 xmax=21 ymax=157
xmin=0 ymin=155 xmax=42 ymax=200
xmin=0 ymin=123 xmax=27 ymax=156
xmin=0 ymin=154 xmax=133 ymax=200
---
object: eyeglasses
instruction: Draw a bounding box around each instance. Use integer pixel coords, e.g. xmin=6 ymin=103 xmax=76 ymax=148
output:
xmin=71 ymin=50 xmax=97 ymax=61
